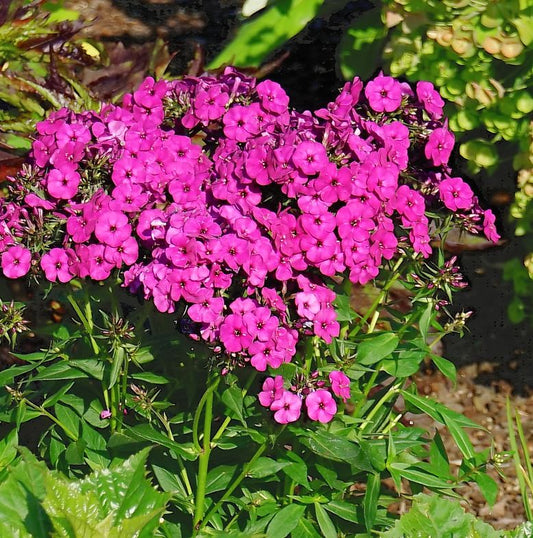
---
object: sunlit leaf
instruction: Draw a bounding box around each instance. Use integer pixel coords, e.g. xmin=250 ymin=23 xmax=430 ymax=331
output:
xmin=208 ymin=0 xmax=325 ymax=69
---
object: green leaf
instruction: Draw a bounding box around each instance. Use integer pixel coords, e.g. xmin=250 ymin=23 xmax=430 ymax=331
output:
xmin=301 ymin=430 xmax=362 ymax=466
xmin=334 ymin=293 xmax=357 ymax=321
xmin=221 ymin=385 xmax=245 ymax=424
xmin=130 ymin=372 xmax=170 ymax=384
xmin=382 ymin=493 xmax=500 ymax=537
xmin=338 ymin=8 xmax=387 ymax=80
xmin=248 ymin=457 xmax=290 ymax=479
xmin=281 ymin=452 xmax=309 ymax=487
xmin=10 ymin=75 xmax=62 ymax=109
xmin=440 ymin=409 xmax=476 ymax=461
xmin=0 ymin=450 xmax=51 ymax=536
xmin=4 ymin=134 xmax=32 ymax=151
xmin=206 ymin=465 xmax=237 ymax=494
xmin=389 ymin=465 xmax=452 ymax=489
xmin=460 ymin=139 xmax=498 ymax=168
xmin=81 ymin=422 xmax=109 ymax=467
xmin=292 ymin=517 xmax=322 ymax=538
xmin=382 ymin=350 xmax=425 ymax=377
xmin=33 ymin=361 xmax=90 ymax=381
xmin=431 ymin=354 xmax=457 ymax=383
xmin=123 ymin=424 xmax=197 ymax=460
xmin=363 ymin=472 xmax=380 ymax=531
xmin=402 ymin=391 xmax=482 ymax=431
xmin=10 ymin=351 xmax=49 ymax=363
xmin=473 ymin=472 xmax=498 ymax=507
xmin=402 ymin=390 xmax=445 ymax=422
xmin=42 ymin=382 xmax=74 ymax=408
xmin=0 ymin=429 xmax=18 ymax=469
xmin=43 ymin=448 xmax=169 ymax=537
xmin=267 ymin=503 xmax=306 ymax=538
xmin=0 ymin=364 xmax=38 ymax=386
xmin=324 ymin=500 xmax=359 ymax=523
xmin=514 ymin=15 xmax=533 ymax=46
xmin=314 ymin=502 xmax=337 ymax=538
xmin=105 ymin=346 xmax=125 ymax=389
xmin=360 ymin=439 xmax=386 ymax=472
xmin=65 ymin=438 xmax=86 ymax=465
xmin=43 ymin=2 xmax=80 ymax=22
xmin=429 ymin=433 xmax=450 ymax=479
xmin=68 ymin=359 xmax=105 ymax=380
xmin=54 ymin=402 xmax=80 ymax=440
xmin=419 ymin=302 xmax=433 ymax=341
xmin=208 ymin=0 xmax=325 ymax=69
xmin=151 ymin=461 xmax=190 ymax=502
xmin=357 ymin=333 xmax=399 ymax=365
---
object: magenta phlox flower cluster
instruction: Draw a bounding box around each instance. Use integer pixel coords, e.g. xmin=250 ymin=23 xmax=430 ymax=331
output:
xmin=258 ymin=370 xmax=350 ymax=424
xmin=0 ymin=68 xmax=500 ymax=423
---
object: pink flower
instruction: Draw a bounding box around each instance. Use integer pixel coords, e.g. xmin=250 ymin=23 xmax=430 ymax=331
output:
xmin=270 ymin=390 xmax=302 ymax=424
xmin=300 ymin=232 xmax=338 ymax=264
xmin=46 ymin=166 xmax=81 ymax=199
xmin=329 ymin=371 xmax=351 ymax=402
xmin=416 ymin=81 xmax=444 ymax=120
xmin=292 ymin=141 xmax=328 ymax=176
xmin=219 ymin=313 xmax=253 ymax=353
xmin=305 ymin=389 xmax=337 ymax=423
xmin=394 ymin=185 xmax=426 ymax=222
xmin=295 ymin=291 xmax=321 ymax=320
xmin=194 ymin=86 xmax=229 ymax=122
xmin=104 ymin=236 xmax=139 ymax=267
xmin=424 ymin=127 xmax=455 ymax=166
xmin=188 ymin=295 xmax=224 ymax=324
xmin=223 ymin=105 xmax=259 ymax=142
xmin=438 ymin=177 xmax=474 ymax=211
xmin=313 ymin=308 xmax=340 ymax=343
xmin=1 ymin=245 xmax=31 ymax=279
xmin=95 ymin=210 xmax=132 ymax=247
xmin=483 ymin=209 xmax=500 ymax=243
xmin=24 ymin=193 xmax=55 ymax=210
xmin=40 ymin=248 xmax=74 ymax=282
xmin=258 ymin=375 xmax=284 ymax=407
xmin=85 ymin=244 xmax=114 ymax=281
xmin=256 ymin=80 xmax=289 ymax=114
xmin=365 ymin=74 xmax=402 ymax=113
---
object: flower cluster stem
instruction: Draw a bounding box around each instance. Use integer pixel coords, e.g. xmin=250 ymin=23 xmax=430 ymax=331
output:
xmin=193 ymin=377 xmax=219 ymax=529
xmin=350 ymin=257 xmax=404 ymax=339
xmin=197 ymin=443 xmax=267 ymax=533
xmin=197 ymin=424 xmax=286 ymax=534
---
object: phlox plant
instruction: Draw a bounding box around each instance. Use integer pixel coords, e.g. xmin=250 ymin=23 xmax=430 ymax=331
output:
xmin=0 ymin=68 xmax=502 ymax=536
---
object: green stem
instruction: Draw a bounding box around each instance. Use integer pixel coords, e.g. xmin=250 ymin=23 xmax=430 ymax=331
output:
xmin=197 ymin=443 xmax=267 ymax=533
xmin=198 ymin=424 xmax=286 ymax=533
xmin=380 ymin=412 xmax=403 ymax=435
xmin=350 ymin=257 xmax=404 ymax=339
xmin=427 ymin=331 xmax=446 ymax=349
xmin=211 ymin=372 xmax=257 ymax=445
xmin=155 ymin=410 xmax=193 ymax=498
xmin=66 ymin=293 xmax=100 ymax=356
xmin=117 ymin=350 xmax=129 ymax=431
xmin=352 ymin=368 xmax=380 ymax=418
xmin=360 ymin=380 xmax=403 ymax=432
xmin=110 ymin=382 xmax=120 ymax=433
xmin=193 ymin=377 xmax=219 ymax=529
xmin=25 ymin=400 xmax=78 ymax=441
xmin=192 ymin=379 xmax=218 ymax=453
